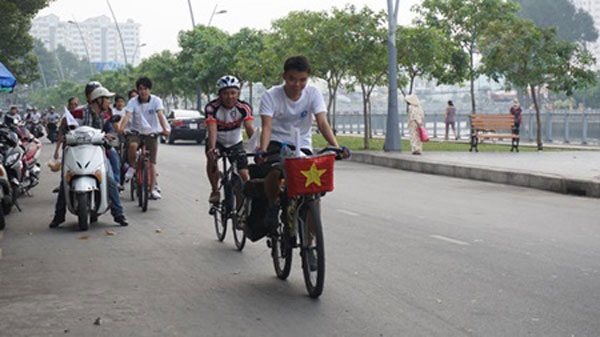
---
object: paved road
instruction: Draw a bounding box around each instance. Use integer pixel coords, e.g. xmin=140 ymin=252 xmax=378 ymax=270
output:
xmin=1 ymin=142 xmax=599 ymax=337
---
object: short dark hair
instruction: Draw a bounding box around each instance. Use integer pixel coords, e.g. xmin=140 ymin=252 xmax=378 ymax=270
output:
xmin=115 ymin=95 xmax=125 ymax=102
xmin=284 ymin=56 xmax=311 ymax=74
xmin=136 ymin=77 xmax=152 ymax=90
xmin=68 ymin=97 xmax=78 ymax=106
xmin=128 ymin=89 xmax=138 ymax=98
xmin=448 ymin=100 xmax=454 ymax=106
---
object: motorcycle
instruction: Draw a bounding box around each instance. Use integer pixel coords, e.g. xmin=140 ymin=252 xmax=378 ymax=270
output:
xmin=63 ymin=124 xmax=115 ymax=230
xmin=0 ymin=157 xmax=11 ymax=230
xmin=47 ymin=122 xmax=58 ymax=143
xmin=26 ymin=120 xmax=45 ymax=139
xmin=0 ymin=127 xmax=23 ymax=215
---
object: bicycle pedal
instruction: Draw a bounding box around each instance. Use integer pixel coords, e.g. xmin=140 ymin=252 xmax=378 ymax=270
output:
xmin=209 ymin=207 xmax=216 ymax=215
xmin=266 ymin=239 xmax=272 ymax=248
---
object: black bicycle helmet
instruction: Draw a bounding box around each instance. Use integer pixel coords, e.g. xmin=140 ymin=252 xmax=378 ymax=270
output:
xmin=85 ymin=81 xmax=102 ymax=97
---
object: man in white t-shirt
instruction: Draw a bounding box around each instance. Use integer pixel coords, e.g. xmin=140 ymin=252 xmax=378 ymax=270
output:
xmin=258 ymin=55 xmax=348 ymax=226
xmin=205 ymin=75 xmax=255 ymax=203
xmin=118 ymin=77 xmax=170 ymax=200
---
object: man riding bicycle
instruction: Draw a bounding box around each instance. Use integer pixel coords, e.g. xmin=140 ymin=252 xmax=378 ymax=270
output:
xmin=118 ymin=77 xmax=170 ymax=200
xmin=205 ymin=75 xmax=255 ymax=204
xmin=256 ymin=56 xmax=349 ymax=227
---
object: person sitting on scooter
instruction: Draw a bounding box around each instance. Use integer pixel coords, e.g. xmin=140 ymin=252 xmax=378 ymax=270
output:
xmin=5 ymin=106 xmax=21 ymax=127
xmin=49 ymin=86 xmax=128 ymax=228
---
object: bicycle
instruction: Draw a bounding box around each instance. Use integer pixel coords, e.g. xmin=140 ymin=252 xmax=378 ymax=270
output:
xmin=208 ymin=148 xmax=253 ymax=251
xmin=128 ymin=132 xmax=156 ymax=212
xmin=262 ymin=146 xmax=346 ymax=298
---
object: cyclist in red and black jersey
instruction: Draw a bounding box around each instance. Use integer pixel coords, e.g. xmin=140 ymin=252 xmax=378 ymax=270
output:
xmin=205 ymin=75 xmax=255 ymax=204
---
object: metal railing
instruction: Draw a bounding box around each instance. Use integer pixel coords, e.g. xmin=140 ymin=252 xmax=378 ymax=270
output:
xmin=333 ymin=111 xmax=600 ymax=145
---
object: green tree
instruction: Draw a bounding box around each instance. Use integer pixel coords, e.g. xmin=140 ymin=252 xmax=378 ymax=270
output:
xmin=28 ymin=80 xmax=85 ymax=110
xmin=517 ymin=0 xmax=598 ymax=44
xmin=31 ymin=39 xmax=90 ymax=88
xmin=0 ymin=0 xmax=53 ymax=84
xmin=480 ymin=19 xmax=596 ymax=150
xmin=91 ymin=69 xmax=136 ymax=100
xmin=340 ymin=5 xmax=388 ymax=149
xmin=177 ymin=25 xmax=230 ymax=108
xmin=228 ymin=28 xmax=271 ymax=105
xmin=415 ymin=0 xmax=520 ymax=114
xmin=396 ymin=25 xmax=467 ymax=97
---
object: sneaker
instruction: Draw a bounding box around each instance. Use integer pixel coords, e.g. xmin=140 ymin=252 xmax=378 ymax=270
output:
xmin=155 ymin=184 xmax=161 ymax=193
xmin=114 ymin=215 xmax=128 ymax=226
xmin=52 ymin=186 xmax=60 ymax=194
xmin=150 ymin=190 xmax=162 ymax=200
xmin=118 ymin=184 xmax=124 ymax=192
xmin=49 ymin=217 xmax=65 ymax=228
xmin=209 ymin=191 xmax=220 ymax=204
xmin=124 ymin=167 xmax=135 ymax=182
xmin=307 ymin=247 xmax=318 ymax=271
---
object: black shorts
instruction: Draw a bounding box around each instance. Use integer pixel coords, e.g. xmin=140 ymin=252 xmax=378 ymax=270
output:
xmin=207 ymin=141 xmax=248 ymax=170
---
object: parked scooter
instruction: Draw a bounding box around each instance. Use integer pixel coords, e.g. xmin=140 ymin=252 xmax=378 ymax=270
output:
xmin=0 ymin=127 xmax=23 ymax=215
xmin=62 ymin=121 xmax=118 ymax=230
xmin=0 ymin=157 xmax=11 ymax=230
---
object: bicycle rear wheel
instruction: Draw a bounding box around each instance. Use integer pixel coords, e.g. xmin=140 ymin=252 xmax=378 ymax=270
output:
xmin=272 ymin=210 xmax=293 ymax=280
xmin=299 ymin=200 xmax=325 ymax=298
xmin=231 ymin=175 xmax=246 ymax=251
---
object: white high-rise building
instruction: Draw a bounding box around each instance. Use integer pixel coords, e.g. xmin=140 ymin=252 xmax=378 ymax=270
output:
xmin=571 ymin=0 xmax=600 ymax=66
xmin=30 ymin=14 xmax=142 ymax=68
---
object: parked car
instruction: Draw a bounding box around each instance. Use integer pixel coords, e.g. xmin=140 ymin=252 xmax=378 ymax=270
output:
xmin=162 ymin=109 xmax=206 ymax=144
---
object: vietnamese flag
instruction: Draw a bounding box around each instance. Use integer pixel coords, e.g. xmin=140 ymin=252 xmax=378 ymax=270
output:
xmin=284 ymin=154 xmax=335 ymax=197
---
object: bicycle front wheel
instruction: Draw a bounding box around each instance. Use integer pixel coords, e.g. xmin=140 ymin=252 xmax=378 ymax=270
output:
xmin=272 ymin=214 xmax=293 ymax=280
xmin=299 ymin=200 xmax=325 ymax=298
xmin=141 ymin=162 xmax=149 ymax=212
xmin=213 ymin=204 xmax=227 ymax=241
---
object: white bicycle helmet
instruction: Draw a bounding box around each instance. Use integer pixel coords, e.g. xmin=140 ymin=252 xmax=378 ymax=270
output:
xmin=216 ymin=75 xmax=240 ymax=93
xmin=89 ymin=87 xmax=115 ymax=102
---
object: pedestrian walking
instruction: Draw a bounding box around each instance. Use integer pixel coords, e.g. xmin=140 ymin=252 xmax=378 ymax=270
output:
xmin=406 ymin=95 xmax=425 ymax=155
xmin=445 ymin=100 xmax=457 ymax=140
xmin=510 ymin=98 xmax=522 ymax=149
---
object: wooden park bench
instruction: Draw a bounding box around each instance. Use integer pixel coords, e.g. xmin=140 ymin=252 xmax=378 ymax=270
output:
xmin=469 ymin=114 xmax=519 ymax=152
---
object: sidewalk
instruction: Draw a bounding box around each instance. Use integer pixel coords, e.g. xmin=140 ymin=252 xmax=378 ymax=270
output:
xmin=350 ymin=151 xmax=600 ymax=198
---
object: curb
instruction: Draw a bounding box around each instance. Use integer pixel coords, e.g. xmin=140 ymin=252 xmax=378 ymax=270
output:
xmin=350 ymin=152 xmax=600 ymax=198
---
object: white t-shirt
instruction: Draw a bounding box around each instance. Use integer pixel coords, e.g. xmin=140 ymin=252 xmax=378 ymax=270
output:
xmin=259 ymin=85 xmax=326 ymax=150
xmin=125 ymin=94 xmax=165 ymax=134
xmin=112 ymin=106 xmax=130 ymax=131
xmin=31 ymin=112 xmax=42 ymax=122
xmin=46 ymin=112 xmax=60 ymax=124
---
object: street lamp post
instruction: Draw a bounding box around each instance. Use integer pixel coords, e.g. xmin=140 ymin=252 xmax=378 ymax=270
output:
xmin=187 ymin=0 xmax=196 ymax=28
xmin=208 ymin=4 xmax=227 ymax=26
xmin=131 ymin=43 xmax=147 ymax=66
xmin=384 ymin=0 xmax=402 ymax=152
xmin=43 ymin=39 xmax=65 ymax=82
xmin=68 ymin=19 xmax=94 ymax=75
xmin=106 ymin=0 xmax=128 ymax=72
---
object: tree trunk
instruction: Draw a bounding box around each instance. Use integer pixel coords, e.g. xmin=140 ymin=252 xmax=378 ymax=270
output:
xmin=327 ymin=80 xmax=334 ymax=125
xmin=362 ymin=89 xmax=369 ymax=149
xmin=368 ymin=99 xmax=373 ymax=139
xmin=470 ymin=52 xmax=476 ymax=115
xmin=332 ymin=92 xmax=337 ymax=134
xmin=531 ymin=84 xmax=543 ymax=151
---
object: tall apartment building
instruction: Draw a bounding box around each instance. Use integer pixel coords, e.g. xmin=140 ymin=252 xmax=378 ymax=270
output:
xmin=571 ymin=0 xmax=600 ymax=66
xmin=30 ymin=14 xmax=142 ymax=67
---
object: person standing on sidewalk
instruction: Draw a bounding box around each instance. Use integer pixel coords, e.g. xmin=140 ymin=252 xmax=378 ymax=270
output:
xmin=445 ymin=100 xmax=457 ymax=140
xmin=406 ymin=95 xmax=425 ymax=155
xmin=510 ymin=99 xmax=522 ymax=149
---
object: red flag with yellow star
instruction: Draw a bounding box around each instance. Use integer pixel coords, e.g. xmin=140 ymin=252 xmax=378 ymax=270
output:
xmin=284 ymin=154 xmax=335 ymax=197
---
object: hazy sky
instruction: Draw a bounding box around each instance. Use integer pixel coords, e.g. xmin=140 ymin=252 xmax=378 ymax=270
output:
xmin=37 ymin=0 xmax=421 ymax=60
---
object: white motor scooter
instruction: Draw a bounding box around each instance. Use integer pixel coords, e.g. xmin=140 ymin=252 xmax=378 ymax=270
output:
xmin=63 ymin=125 xmax=112 ymax=230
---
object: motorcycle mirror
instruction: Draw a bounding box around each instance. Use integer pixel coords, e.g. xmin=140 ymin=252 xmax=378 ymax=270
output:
xmin=109 ymin=115 xmax=122 ymax=123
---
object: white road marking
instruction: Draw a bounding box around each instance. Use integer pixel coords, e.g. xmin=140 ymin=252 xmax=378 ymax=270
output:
xmin=431 ymin=235 xmax=470 ymax=246
xmin=336 ymin=209 xmax=359 ymax=217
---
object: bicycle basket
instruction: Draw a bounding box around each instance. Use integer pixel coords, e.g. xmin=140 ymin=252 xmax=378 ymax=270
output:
xmin=284 ymin=154 xmax=335 ymax=198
